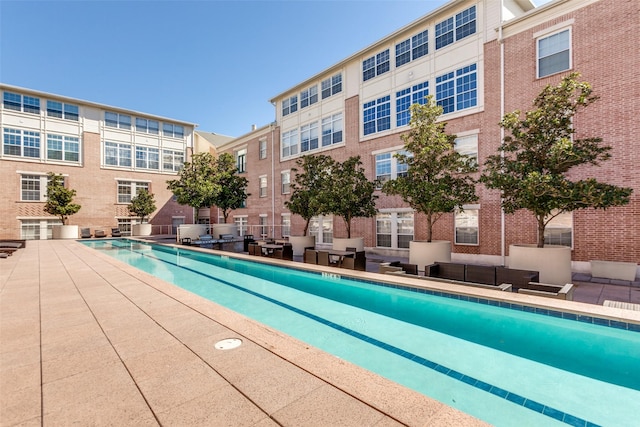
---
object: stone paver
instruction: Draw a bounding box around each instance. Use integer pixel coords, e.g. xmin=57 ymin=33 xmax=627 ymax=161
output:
xmin=1 ymin=240 xmax=491 ymax=427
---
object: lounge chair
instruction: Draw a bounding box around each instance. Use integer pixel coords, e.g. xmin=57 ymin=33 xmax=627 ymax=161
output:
xmin=111 ymin=228 xmax=122 ymax=237
xmin=80 ymin=228 xmax=92 ymax=238
xmin=0 ymin=253 xmax=8 ymax=259
xmin=94 ymin=230 xmax=106 ymax=238
xmin=304 ymin=249 xmax=317 ymax=264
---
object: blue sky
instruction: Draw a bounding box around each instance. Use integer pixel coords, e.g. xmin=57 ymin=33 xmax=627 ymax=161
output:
xmin=1 ymin=0 xmax=547 ymax=137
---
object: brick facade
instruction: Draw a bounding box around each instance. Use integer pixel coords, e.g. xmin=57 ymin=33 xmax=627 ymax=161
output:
xmin=216 ymin=0 xmax=638 ymax=266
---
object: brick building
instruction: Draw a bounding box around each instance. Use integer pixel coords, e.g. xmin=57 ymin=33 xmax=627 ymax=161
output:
xmin=0 ymin=84 xmax=196 ymax=239
xmin=214 ymin=0 xmax=638 ymax=271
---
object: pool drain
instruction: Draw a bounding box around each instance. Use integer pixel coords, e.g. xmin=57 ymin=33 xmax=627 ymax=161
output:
xmin=214 ymin=338 xmax=242 ymax=350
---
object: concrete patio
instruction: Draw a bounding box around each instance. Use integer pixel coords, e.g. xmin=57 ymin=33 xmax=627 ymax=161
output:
xmin=1 ymin=240 xmax=638 ymax=426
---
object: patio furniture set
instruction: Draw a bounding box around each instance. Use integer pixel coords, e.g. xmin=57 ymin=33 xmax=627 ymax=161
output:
xmin=380 ymin=260 xmax=574 ymax=300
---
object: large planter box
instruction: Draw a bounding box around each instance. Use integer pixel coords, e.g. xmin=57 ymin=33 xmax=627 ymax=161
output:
xmin=332 ymin=237 xmax=364 ymax=252
xmin=508 ymin=244 xmax=571 ymax=286
xmin=590 ymin=260 xmax=638 ymax=281
xmin=132 ymin=223 xmax=152 ymax=236
xmin=176 ymin=224 xmax=209 ymax=242
xmin=211 ymin=224 xmax=238 ymax=239
xmin=409 ymin=240 xmax=451 ymax=273
xmin=52 ymin=225 xmax=78 ymax=239
xmin=289 ymin=235 xmax=316 ymax=256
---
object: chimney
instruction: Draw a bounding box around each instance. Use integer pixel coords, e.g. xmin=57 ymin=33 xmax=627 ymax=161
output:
xmin=251 ymin=124 xmax=257 ymax=131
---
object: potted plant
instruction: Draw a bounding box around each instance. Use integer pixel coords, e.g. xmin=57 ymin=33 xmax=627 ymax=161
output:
xmin=167 ymin=152 xmax=220 ymax=240
xmin=383 ymin=95 xmax=478 ymax=270
xmin=325 ymin=155 xmax=377 ymax=251
xmin=285 ymin=154 xmax=334 ymax=255
xmin=480 ymin=73 xmax=632 ymax=284
xmin=209 ymin=153 xmax=249 ymax=238
xmin=129 ymin=189 xmax=157 ymax=236
xmin=44 ymin=172 xmax=82 ymax=239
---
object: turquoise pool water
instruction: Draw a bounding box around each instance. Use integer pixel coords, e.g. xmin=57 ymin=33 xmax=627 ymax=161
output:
xmin=81 ymin=239 xmax=640 ymax=427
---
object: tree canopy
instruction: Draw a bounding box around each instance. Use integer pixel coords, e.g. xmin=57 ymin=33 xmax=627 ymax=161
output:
xmin=166 ymin=152 xmax=219 ymax=222
xmin=286 ymin=154 xmax=378 ymax=237
xmin=211 ymin=153 xmax=250 ymax=223
xmin=285 ymin=154 xmax=334 ymax=235
xmin=166 ymin=152 xmax=249 ymax=224
xmin=326 ymin=155 xmax=378 ymax=238
xmin=128 ymin=189 xmax=157 ymax=223
xmin=382 ymin=95 xmax=478 ymax=242
xmin=480 ymin=72 xmax=633 ymax=247
xmin=44 ymin=172 xmax=81 ymax=225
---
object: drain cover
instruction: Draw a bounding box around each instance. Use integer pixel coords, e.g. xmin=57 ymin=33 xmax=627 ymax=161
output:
xmin=214 ymin=338 xmax=242 ymax=350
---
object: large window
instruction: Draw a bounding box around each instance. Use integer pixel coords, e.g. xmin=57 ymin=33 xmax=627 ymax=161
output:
xmin=454 ymin=134 xmax=478 ymax=165
xmin=363 ymin=96 xmax=391 ymax=135
xmin=363 ymin=49 xmax=390 ymax=81
xmin=105 ymin=112 xmax=131 ymax=130
xmin=135 ymin=118 xmax=159 ymax=134
xmin=259 ymin=139 xmax=267 ymax=159
xmin=435 ymin=6 xmax=476 ymax=50
xmin=281 ymin=214 xmax=291 ymax=238
xmin=281 ymin=129 xmax=298 ymax=158
xmin=321 ymin=113 xmax=343 ymax=146
xmin=281 ymin=170 xmax=290 ymax=194
xmin=375 ymin=150 xmax=409 ymax=186
xmin=21 ymin=174 xmax=48 ymax=201
xmin=259 ymin=175 xmax=267 ymax=197
xmin=21 ymin=219 xmax=62 ymax=240
xmin=163 ymin=149 xmax=184 ymax=172
xmin=396 ymin=81 xmax=429 ymax=127
xmin=282 ymin=95 xmax=298 ymax=116
xmin=300 ymin=121 xmax=319 ymax=152
xmin=163 ymin=123 xmax=184 ymax=138
xmin=544 ymin=211 xmax=572 ymax=247
xmin=395 ymin=29 xmax=428 ymax=67
xmin=105 ymin=142 xmax=132 ymax=167
xmin=300 ymin=85 xmax=318 ymax=108
xmin=377 ymin=211 xmax=414 ymax=249
xmin=309 ymin=216 xmax=332 ymax=244
xmin=47 ymin=134 xmax=80 ymax=162
xmin=135 ymin=146 xmax=160 ymax=170
xmin=3 ymin=128 xmax=40 ymax=158
xmin=436 ymin=64 xmax=477 ymax=114
xmin=235 ymin=148 xmax=247 ymax=173
xmin=3 ymin=92 xmax=40 ymax=114
xmin=117 ymin=181 xmax=149 ymax=204
xmin=455 ymin=206 xmax=479 ymax=245
xmin=538 ymin=29 xmax=571 ymax=78
xmin=46 ymin=100 xmax=79 ymax=121
xmin=321 ymin=73 xmax=342 ymax=99
xmin=234 ymin=216 xmax=248 ymax=236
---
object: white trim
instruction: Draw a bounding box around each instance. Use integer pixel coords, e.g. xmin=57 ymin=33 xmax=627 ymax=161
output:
xmin=114 ymin=177 xmax=152 ymax=183
xmin=533 ymin=19 xmax=574 ymax=39
xmin=371 ymin=145 xmax=405 ymax=156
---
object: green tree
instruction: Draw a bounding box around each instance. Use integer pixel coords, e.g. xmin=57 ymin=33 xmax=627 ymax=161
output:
xmin=211 ymin=153 xmax=250 ymax=223
xmin=326 ymin=156 xmax=378 ymax=238
xmin=480 ymin=73 xmax=632 ymax=248
xmin=128 ymin=189 xmax=157 ymax=223
xmin=166 ymin=152 xmax=219 ymax=223
xmin=383 ymin=95 xmax=478 ymax=242
xmin=285 ymin=154 xmax=334 ymax=235
xmin=44 ymin=172 xmax=81 ymax=224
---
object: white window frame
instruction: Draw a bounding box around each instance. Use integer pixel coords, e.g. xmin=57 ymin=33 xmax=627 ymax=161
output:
xmin=117 ymin=180 xmax=150 ymax=204
xmin=376 ymin=210 xmax=414 ymax=249
xmin=543 ymin=210 xmax=573 ymax=248
xmin=234 ymin=215 xmax=248 ymax=236
xmin=454 ymin=131 xmax=479 ymax=165
xmin=309 ymin=215 xmax=333 ymax=244
xmin=259 ymin=175 xmax=267 ymax=198
xmin=536 ymin=27 xmax=572 ymax=79
xmin=163 ymin=149 xmax=184 ymax=172
xmin=281 ymin=213 xmax=291 ymax=238
xmin=281 ymin=170 xmax=290 ymax=194
xmin=259 ymin=139 xmax=267 ymax=160
xmin=455 ymin=205 xmax=479 ymax=245
xmin=20 ymin=173 xmax=49 ymax=202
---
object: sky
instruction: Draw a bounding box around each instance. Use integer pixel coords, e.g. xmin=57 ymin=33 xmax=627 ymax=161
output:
xmin=1 ymin=0 xmax=548 ymax=137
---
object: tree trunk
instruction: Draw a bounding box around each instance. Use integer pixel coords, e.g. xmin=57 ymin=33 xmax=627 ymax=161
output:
xmin=537 ymin=216 xmax=546 ymax=248
xmin=303 ymin=219 xmax=310 ymax=236
xmin=426 ymin=214 xmax=433 ymax=242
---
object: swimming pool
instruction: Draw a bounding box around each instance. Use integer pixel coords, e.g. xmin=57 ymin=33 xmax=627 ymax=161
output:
xmin=81 ymin=239 xmax=640 ymax=426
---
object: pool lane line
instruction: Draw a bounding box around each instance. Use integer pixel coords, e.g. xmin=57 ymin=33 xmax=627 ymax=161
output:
xmin=118 ymin=244 xmax=600 ymax=427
